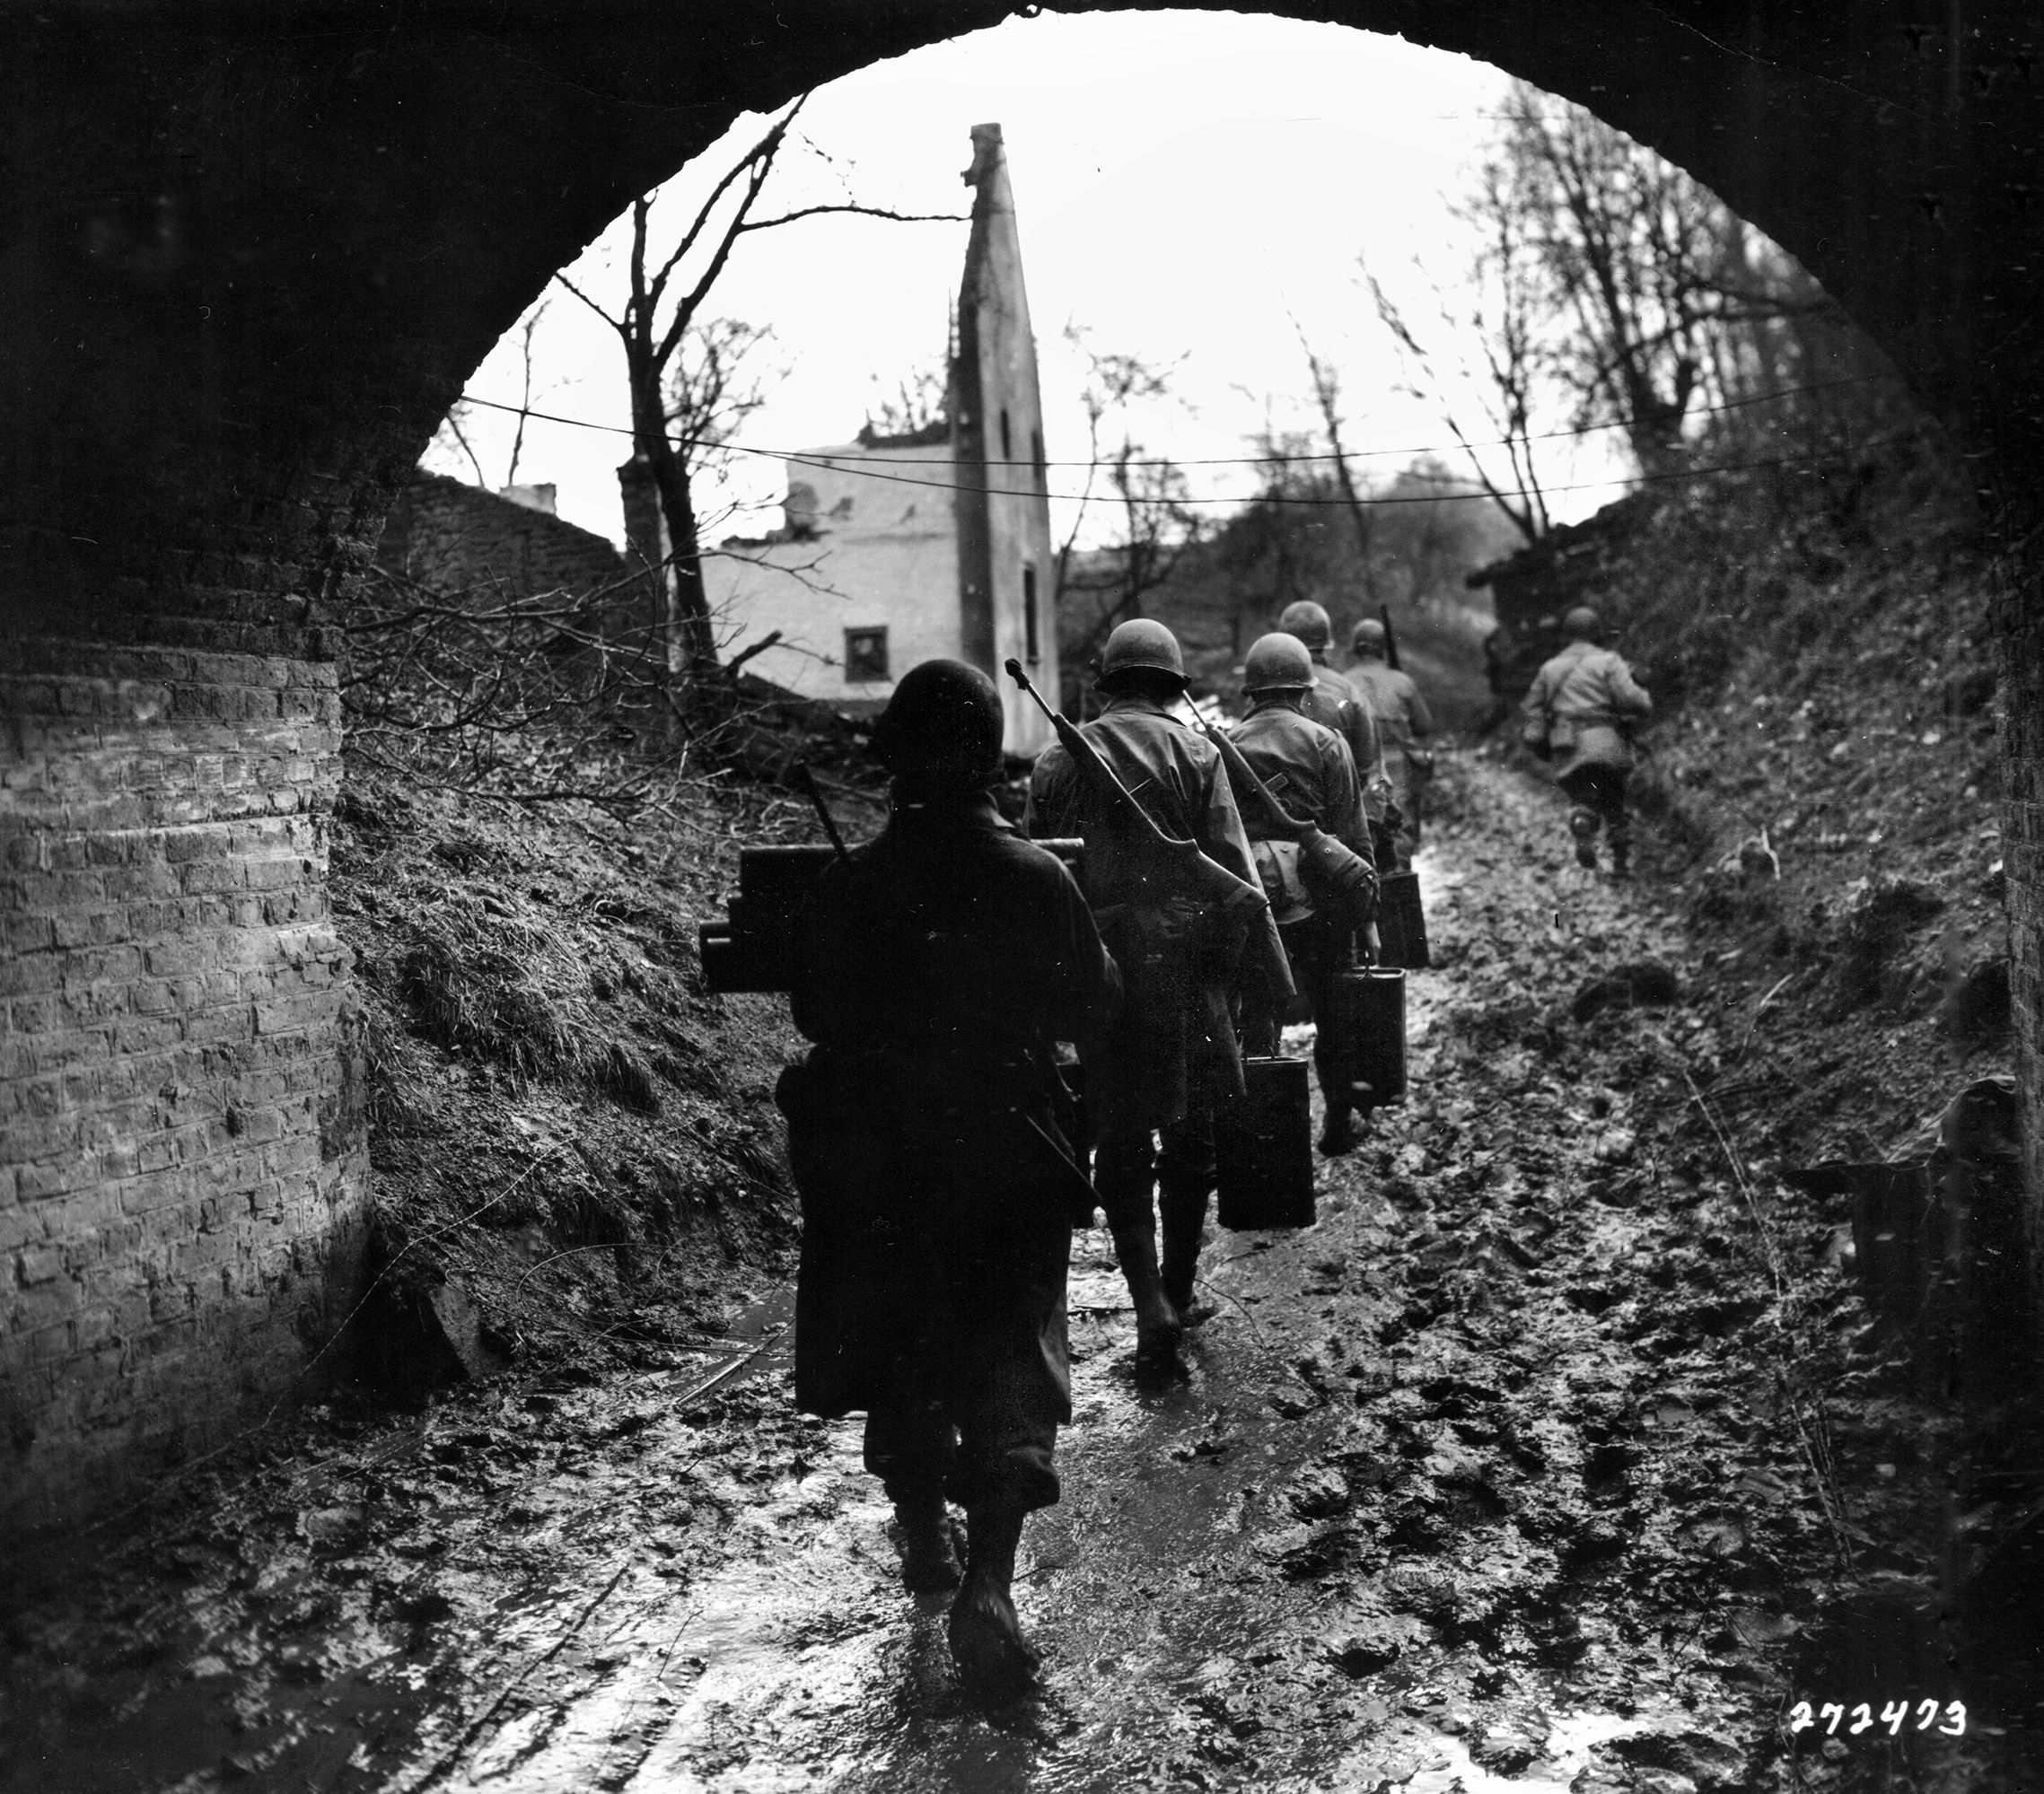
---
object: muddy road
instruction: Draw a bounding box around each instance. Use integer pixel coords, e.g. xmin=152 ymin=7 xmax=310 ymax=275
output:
xmin=2 ymin=752 xmax=2006 ymax=1792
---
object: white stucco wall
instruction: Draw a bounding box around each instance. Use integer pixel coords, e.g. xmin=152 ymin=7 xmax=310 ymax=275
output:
xmin=706 ymin=440 xmax=961 ymax=704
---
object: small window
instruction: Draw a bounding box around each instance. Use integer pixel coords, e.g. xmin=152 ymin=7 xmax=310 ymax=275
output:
xmin=844 ymin=626 xmax=890 ymax=684
xmin=999 ymin=408 xmax=1013 ymax=461
xmin=1022 ymin=565 xmax=1040 ymax=663
xmin=1031 ymin=427 xmax=1046 ymax=482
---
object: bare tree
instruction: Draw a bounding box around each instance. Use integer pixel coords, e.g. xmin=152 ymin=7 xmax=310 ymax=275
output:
xmin=1365 ymin=166 xmax=1555 ymax=547
xmin=1053 ymin=330 xmax=1201 ymax=690
xmin=426 ymin=296 xmax=558 ymax=492
xmin=864 ymin=363 xmax=949 ymax=439
xmin=1296 ymin=330 xmax=1379 ymax=602
xmin=550 ymin=97 xmax=961 ymax=699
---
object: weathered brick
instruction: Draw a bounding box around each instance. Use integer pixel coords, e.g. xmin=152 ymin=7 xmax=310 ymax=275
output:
xmin=2 ymin=626 xmax=368 ymax=1532
xmin=15 ymin=1244 xmax=65 ymax=1285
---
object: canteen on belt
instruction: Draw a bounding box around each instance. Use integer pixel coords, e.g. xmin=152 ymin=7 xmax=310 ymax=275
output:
xmin=1215 ymin=1055 xmax=1315 ymax=1230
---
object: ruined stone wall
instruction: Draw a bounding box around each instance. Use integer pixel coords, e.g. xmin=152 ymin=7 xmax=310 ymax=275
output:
xmin=0 ymin=614 xmax=365 ymax=1532
xmin=377 ymin=471 xmax=630 ymax=600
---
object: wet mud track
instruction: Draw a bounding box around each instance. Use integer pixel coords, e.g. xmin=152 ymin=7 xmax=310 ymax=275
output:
xmin=1 ymin=754 xmax=2002 ymax=1791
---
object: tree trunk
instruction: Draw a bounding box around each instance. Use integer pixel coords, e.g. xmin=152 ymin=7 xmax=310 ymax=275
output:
xmin=627 ymin=356 xmax=722 ymax=739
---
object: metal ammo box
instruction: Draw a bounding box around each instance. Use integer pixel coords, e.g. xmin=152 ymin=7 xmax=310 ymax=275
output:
xmin=1375 ymin=869 xmax=1430 ymax=969
xmin=1215 ymin=1055 xmax=1315 ymax=1230
xmin=699 ymin=838 xmax=1086 ymax=993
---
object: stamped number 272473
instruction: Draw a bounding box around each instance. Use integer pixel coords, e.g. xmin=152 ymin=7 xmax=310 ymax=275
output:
xmin=1788 ymin=1700 xmax=1967 ymax=1739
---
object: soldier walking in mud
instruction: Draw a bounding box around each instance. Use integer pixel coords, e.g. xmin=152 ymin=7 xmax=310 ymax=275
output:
xmin=1276 ymin=599 xmax=1396 ymax=863
xmin=1521 ymin=605 xmax=1654 ymax=878
xmin=1026 ymin=618 xmax=1264 ymax=1379
xmin=1347 ymin=617 xmax=1435 ymax=870
xmin=1230 ymin=634 xmax=1378 ymax=1155
xmin=778 ymin=660 xmax=1121 ymax=1694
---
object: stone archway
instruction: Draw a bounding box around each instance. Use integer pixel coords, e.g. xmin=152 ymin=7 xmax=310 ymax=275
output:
xmin=4 ymin=1 xmax=2040 ymax=1527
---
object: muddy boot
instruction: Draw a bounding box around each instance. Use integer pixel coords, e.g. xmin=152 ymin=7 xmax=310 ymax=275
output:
xmin=1609 ymin=831 xmax=1633 ymax=881
xmin=1160 ymin=1247 xmax=1216 ymax=1330
xmin=1317 ymin=1100 xmax=1359 ymax=1158
xmin=893 ymin=1493 xmax=962 ymax=1594
xmin=1568 ymin=805 xmax=1601 ymax=870
xmin=949 ymin=1502 xmax=1040 ymax=1695
xmin=1110 ymin=1221 xmax=1184 ymax=1378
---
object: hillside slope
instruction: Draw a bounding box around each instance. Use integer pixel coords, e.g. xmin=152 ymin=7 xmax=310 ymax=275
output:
xmin=1578 ymin=424 xmax=2010 ymax=1170
xmin=329 ymin=765 xmax=807 ymax=1382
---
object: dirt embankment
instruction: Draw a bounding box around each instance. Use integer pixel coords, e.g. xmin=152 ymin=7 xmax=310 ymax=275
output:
xmin=330 ymin=764 xmax=807 ymax=1385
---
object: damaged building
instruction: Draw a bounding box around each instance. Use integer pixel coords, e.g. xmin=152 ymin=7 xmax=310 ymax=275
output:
xmin=631 ymin=122 xmax=1059 ymax=757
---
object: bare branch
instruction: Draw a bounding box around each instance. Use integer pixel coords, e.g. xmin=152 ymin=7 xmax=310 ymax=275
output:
xmin=738 ymin=204 xmax=967 ymax=232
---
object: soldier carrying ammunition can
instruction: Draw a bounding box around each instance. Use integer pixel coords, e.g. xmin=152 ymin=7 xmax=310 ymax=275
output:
xmin=778 ymin=660 xmax=1121 ymax=1694
xmin=1022 ymin=619 xmax=1289 ymax=1379
xmin=1347 ymin=614 xmax=1435 ymax=871
xmin=1222 ymin=633 xmax=1380 ymax=1155
xmin=1277 ymin=599 xmax=1398 ymax=862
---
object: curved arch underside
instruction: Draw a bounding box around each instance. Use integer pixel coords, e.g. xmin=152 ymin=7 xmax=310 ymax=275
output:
xmin=2 ymin=0 xmax=2037 ymax=590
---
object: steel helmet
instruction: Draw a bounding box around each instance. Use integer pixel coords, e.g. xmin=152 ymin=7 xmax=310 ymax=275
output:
xmin=869 ymin=659 xmax=1004 ymax=786
xmin=1276 ymin=599 xmax=1333 ymax=652
xmin=1563 ymin=605 xmax=1603 ymax=642
xmin=1350 ymin=617 xmax=1388 ymax=657
xmin=1098 ymin=617 xmax=1186 ymax=685
xmin=1241 ymin=632 xmax=1316 ymax=693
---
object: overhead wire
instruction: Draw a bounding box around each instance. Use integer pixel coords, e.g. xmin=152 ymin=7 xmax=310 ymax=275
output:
xmin=455 ymin=371 xmax=1880 ymax=477
xmin=452 ymin=380 xmax=1872 ymax=511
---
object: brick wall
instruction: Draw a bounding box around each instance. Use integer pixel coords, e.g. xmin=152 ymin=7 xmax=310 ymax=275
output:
xmin=377 ymin=470 xmax=629 ymax=599
xmin=0 ymin=626 xmax=365 ymax=1532
xmin=1997 ymin=544 xmax=2044 ymax=1306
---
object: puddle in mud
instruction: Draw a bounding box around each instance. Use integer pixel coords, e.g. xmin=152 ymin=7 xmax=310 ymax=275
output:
xmin=1376 ymin=1711 xmax=1653 ymax=1791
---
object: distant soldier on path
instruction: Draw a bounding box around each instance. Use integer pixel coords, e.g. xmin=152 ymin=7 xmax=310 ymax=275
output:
xmin=1521 ymin=605 xmax=1654 ymax=878
xmin=1347 ymin=617 xmax=1435 ymax=870
xmin=781 ymin=660 xmax=1121 ymax=1693
xmin=1026 ymin=618 xmax=1263 ymax=1377
xmin=1276 ymin=599 xmax=1397 ymax=864
xmin=1230 ymin=633 xmax=1378 ymax=1155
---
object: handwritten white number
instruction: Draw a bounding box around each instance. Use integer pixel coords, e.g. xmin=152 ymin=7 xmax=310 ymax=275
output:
xmin=1821 ymin=1703 xmax=1845 ymax=1735
xmin=1787 ymin=1702 xmax=1815 ymax=1733
xmin=1917 ymin=1699 xmax=1941 ymax=1731
xmin=1940 ymin=1702 xmax=1967 ymax=1737
xmin=1881 ymin=1701 xmax=1908 ymax=1737
xmin=1849 ymin=1704 xmax=1873 ymax=1735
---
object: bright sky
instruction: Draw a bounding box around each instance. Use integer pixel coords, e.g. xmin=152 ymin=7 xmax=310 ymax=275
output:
xmin=428 ymin=10 xmax=1636 ymax=548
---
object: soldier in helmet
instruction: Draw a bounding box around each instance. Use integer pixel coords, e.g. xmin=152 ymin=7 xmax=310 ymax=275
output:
xmin=1521 ymin=606 xmax=1654 ymax=877
xmin=1231 ymin=633 xmax=1377 ymax=1154
xmin=1276 ymin=600 xmax=1396 ymax=863
xmin=1025 ymin=617 xmax=1261 ymax=1377
xmin=1347 ymin=617 xmax=1435 ymax=870
xmin=782 ymin=659 xmax=1121 ymax=1693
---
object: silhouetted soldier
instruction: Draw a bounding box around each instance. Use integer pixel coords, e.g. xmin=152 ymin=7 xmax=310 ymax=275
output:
xmin=1276 ymin=599 xmax=1395 ymax=863
xmin=1232 ymin=633 xmax=1377 ymax=1154
xmin=1347 ymin=617 xmax=1435 ymax=870
xmin=782 ymin=659 xmax=1120 ymax=1693
xmin=1026 ymin=618 xmax=1260 ymax=1376
xmin=1521 ymin=605 xmax=1653 ymax=878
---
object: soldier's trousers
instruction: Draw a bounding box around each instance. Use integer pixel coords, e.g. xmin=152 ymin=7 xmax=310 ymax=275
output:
xmin=1277 ymin=911 xmax=1354 ymax=1116
xmin=860 ymin=1203 xmax=1072 ymax=1516
xmin=1093 ymin=1117 xmax=1216 ymax=1308
xmin=1560 ymin=764 xmax=1631 ymax=857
